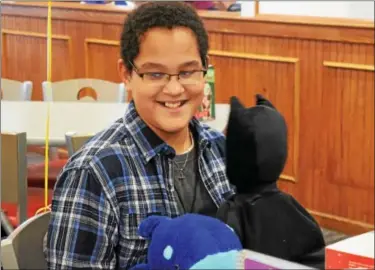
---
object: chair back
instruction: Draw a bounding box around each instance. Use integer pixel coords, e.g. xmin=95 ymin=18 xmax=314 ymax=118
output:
xmin=1 ymin=79 xmax=32 ymax=101
xmin=1 ymin=132 xmax=28 ymax=224
xmin=1 ymin=209 xmax=15 ymax=237
xmin=42 ymin=79 xmax=126 ymax=103
xmin=65 ymin=132 xmax=94 ymax=156
xmin=1 ymin=211 xmax=51 ymax=270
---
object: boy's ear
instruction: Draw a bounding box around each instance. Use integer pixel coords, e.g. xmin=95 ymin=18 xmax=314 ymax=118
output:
xmin=204 ymin=55 xmax=210 ymax=69
xmin=117 ymin=58 xmax=132 ymax=92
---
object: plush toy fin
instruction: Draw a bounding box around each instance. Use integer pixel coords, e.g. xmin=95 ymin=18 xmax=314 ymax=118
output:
xmin=138 ymin=215 xmax=170 ymax=239
xmin=255 ymin=94 xmax=275 ymax=109
xmin=190 ymin=250 xmax=239 ymax=269
xmin=129 ymin=263 xmax=150 ymax=270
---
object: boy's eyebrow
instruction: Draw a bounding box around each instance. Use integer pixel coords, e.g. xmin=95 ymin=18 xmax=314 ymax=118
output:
xmin=179 ymin=60 xmax=202 ymax=68
xmin=138 ymin=60 xmax=202 ymax=70
xmin=138 ymin=62 xmax=166 ymax=70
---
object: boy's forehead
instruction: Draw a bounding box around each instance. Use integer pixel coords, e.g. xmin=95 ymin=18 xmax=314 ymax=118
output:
xmin=135 ymin=27 xmax=202 ymax=68
xmin=139 ymin=27 xmax=199 ymax=51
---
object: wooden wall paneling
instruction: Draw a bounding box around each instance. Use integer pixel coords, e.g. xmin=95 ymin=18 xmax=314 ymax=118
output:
xmin=203 ymin=18 xmax=374 ymax=45
xmin=209 ymin=50 xmax=300 ymax=183
xmin=309 ymin=209 xmax=375 ymax=236
xmin=84 ymin=38 xmax=121 ymax=81
xmin=320 ymin=58 xmax=374 ymax=230
xmin=325 ymin=67 xmax=374 ymax=183
xmin=300 ymin=39 xmax=321 ymax=208
xmin=1 ymin=29 xmax=72 ymax=100
xmin=324 ymin=61 xmax=375 ymax=71
xmin=309 ymin=40 xmax=325 ymax=212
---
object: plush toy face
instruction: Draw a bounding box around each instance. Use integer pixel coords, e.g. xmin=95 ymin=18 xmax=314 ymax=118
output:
xmin=132 ymin=214 xmax=242 ymax=270
xmin=226 ymin=95 xmax=288 ymax=193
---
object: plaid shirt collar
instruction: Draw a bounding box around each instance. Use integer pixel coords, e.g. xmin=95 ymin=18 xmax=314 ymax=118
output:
xmin=123 ymin=101 xmax=212 ymax=163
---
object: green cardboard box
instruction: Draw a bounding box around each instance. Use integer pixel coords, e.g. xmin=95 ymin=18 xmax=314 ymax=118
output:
xmin=195 ymin=65 xmax=215 ymax=121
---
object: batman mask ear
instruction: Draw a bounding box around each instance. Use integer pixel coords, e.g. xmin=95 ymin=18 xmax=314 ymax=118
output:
xmin=255 ymin=94 xmax=275 ymax=109
xmin=138 ymin=215 xmax=170 ymax=239
xmin=230 ymin=96 xmax=245 ymax=111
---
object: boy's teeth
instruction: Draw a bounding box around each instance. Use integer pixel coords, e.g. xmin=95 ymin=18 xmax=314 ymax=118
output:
xmin=165 ymin=102 xmax=181 ymax=108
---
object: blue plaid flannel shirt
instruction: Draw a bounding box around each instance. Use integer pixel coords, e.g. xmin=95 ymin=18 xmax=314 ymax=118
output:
xmin=46 ymin=101 xmax=234 ymax=269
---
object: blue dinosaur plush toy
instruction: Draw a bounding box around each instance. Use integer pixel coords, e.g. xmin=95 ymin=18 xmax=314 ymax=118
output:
xmin=130 ymin=214 xmax=242 ymax=270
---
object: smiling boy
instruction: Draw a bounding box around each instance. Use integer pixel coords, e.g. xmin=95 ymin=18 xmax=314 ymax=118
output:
xmin=46 ymin=2 xmax=233 ymax=269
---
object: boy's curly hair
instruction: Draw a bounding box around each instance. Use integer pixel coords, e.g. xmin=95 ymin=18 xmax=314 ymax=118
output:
xmin=120 ymin=1 xmax=209 ymax=71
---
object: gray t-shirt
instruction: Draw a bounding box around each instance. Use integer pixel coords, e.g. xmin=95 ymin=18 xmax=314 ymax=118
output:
xmin=172 ymin=146 xmax=217 ymax=215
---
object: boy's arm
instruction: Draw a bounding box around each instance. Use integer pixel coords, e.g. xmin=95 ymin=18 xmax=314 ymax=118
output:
xmin=46 ymin=168 xmax=118 ymax=269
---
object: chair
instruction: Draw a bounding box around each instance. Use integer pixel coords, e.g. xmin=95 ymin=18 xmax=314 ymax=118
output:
xmin=28 ymin=133 xmax=93 ymax=189
xmin=1 ymin=209 xmax=15 ymax=238
xmin=42 ymin=79 xmax=126 ymax=103
xmin=1 ymin=132 xmax=28 ymax=225
xmin=1 ymin=132 xmax=52 ymax=227
xmin=27 ymin=159 xmax=67 ymax=189
xmin=1 ymin=211 xmax=51 ymax=270
xmin=27 ymin=132 xmax=94 ymax=189
xmin=1 ymin=79 xmax=32 ymax=101
xmin=65 ymin=132 xmax=94 ymax=156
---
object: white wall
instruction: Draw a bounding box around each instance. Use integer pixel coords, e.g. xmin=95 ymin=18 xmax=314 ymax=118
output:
xmin=240 ymin=1 xmax=374 ymax=21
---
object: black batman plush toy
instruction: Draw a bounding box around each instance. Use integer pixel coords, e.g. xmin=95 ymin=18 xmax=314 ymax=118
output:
xmin=216 ymin=95 xmax=326 ymax=268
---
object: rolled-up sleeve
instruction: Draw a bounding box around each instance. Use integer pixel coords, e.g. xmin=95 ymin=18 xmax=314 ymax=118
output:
xmin=46 ymin=168 xmax=118 ymax=269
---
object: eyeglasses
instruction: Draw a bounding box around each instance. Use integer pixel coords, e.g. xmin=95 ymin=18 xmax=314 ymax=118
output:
xmin=129 ymin=61 xmax=207 ymax=88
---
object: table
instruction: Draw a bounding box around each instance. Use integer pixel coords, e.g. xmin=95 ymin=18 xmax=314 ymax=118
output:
xmin=1 ymin=101 xmax=229 ymax=146
xmin=1 ymin=101 xmax=48 ymax=145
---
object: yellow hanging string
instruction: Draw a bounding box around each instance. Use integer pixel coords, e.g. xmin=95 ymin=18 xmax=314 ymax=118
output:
xmin=36 ymin=1 xmax=52 ymax=215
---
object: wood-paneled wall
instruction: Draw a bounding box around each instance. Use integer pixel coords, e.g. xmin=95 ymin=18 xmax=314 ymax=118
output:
xmin=2 ymin=2 xmax=374 ymax=235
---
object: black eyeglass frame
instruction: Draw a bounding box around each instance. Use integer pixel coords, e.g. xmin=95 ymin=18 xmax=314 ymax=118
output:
xmin=128 ymin=61 xmax=208 ymax=82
